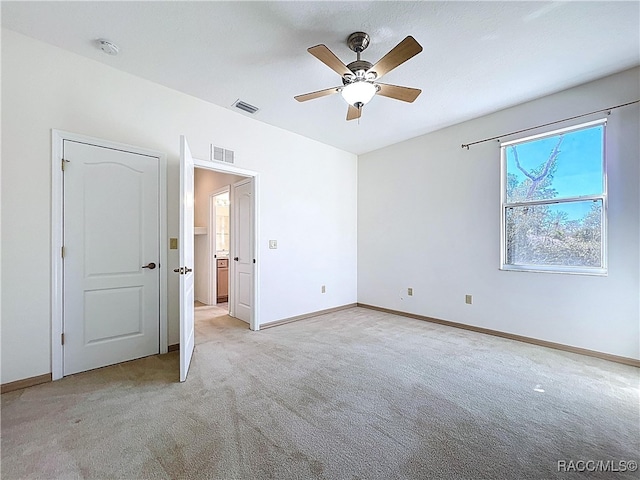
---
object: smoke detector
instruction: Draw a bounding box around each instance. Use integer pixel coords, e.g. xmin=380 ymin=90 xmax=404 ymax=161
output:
xmin=97 ymin=39 xmax=119 ymax=56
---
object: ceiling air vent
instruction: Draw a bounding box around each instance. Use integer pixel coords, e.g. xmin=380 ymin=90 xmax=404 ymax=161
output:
xmin=232 ymin=99 xmax=259 ymax=114
xmin=211 ymin=145 xmax=235 ymax=164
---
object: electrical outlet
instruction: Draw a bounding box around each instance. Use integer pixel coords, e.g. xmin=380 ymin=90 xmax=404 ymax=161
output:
xmin=269 ymin=240 xmax=277 ymax=249
xmin=407 ymin=288 xmax=413 ymax=296
xmin=321 ymin=285 xmax=326 ymax=294
xmin=465 ymin=294 xmax=473 ymax=304
xmin=169 ymin=238 xmax=178 ymax=249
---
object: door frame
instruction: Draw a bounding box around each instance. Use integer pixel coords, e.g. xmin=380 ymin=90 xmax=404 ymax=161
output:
xmin=193 ymin=159 xmax=260 ymax=331
xmin=51 ymin=130 xmax=168 ymax=381
xmin=208 ymin=186 xmax=231 ymax=306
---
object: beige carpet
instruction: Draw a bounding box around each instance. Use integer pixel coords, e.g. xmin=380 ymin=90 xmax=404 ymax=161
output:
xmin=2 ymin=307 xmax=638 ymax=479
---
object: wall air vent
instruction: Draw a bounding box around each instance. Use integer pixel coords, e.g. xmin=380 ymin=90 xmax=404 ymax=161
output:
xmin=232 ymin=99 xmax=260 ymax=114
xmin=211 ymin=145 xmax=235 ymax=164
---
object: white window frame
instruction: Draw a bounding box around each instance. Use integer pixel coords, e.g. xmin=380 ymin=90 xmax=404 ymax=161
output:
xmin=499 ymin=118 xmax=608 ymax=275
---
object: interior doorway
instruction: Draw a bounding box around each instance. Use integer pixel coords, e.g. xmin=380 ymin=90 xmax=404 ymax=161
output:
xmin=192 ymin=162 xmax=258 ymax=336
xmin=210 ymin=188 xmax=230 ymax=305
xmin=179 ymin=138 xmax=259 ymax=381
xmin=193 ymin=169 xmax=245 ymax=314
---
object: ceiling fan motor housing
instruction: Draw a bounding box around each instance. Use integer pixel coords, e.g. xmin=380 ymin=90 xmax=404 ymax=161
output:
xmin=345 ymin=32 xmax=377 ymax=83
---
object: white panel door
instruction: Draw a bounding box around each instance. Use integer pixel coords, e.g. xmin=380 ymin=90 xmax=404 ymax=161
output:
xmin=232 ymin=179 xmax=253 ymax=323
xmin=179 ymin=136 xmax=195 ymax=382
xmin=63 ymin=140 xmax=160 ymax=375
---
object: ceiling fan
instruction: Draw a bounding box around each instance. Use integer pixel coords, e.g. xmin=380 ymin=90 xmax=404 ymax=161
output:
xmin=295 ymin=32 xmax=423 ymax=121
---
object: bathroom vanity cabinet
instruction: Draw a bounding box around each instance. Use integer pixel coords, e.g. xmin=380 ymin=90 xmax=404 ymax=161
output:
xmin=217 ymin=258 xmax=228 ymax=303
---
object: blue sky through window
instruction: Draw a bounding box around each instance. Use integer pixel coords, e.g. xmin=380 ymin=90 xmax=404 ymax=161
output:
xmin=506 ymin=124 xmax=604 ymax=200
xmin=547 ymin=200 xmax=601 ymax=222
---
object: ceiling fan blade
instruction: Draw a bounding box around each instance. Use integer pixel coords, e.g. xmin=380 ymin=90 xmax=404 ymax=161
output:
xmin=376 ymin=83 xmax=422 ymax=103
xmin=369 ymin=36 xmax=423 ymax=79
xmin=294 ymin=87 xmax=339 ymax=102
xmin=308 ymin=45 xmax=352 ymax=77
xmin=346 ymin=104 xmax=362 ymax=121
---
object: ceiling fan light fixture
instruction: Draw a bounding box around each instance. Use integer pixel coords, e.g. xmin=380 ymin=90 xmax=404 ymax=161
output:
xmin=341 ymin=81 xmax=377 ymax=107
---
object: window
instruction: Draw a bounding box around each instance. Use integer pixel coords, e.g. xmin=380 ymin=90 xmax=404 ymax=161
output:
xmin=500 ymin=119 xmax=606 ymax=274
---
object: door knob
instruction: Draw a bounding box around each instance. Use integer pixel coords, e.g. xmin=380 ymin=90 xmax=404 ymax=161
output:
xmin=234 ymin=257 xmax=239 ymax=261
xmin=142 ymin=262 xmax=156 ymax=270
xmin=173 ymin=267 xmax=193 ymax=275
xmin=172 ymin=267 xmax=191 ymax=274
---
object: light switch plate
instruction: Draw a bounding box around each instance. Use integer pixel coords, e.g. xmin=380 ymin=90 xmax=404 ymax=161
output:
xmin=269 ymin=240 xmax=277 ymax=249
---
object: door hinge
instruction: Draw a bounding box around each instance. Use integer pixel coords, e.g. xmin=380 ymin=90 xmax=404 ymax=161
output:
xmin=61 ymin=159 xmax=69 ymax=171
xmin=61 ymin=333 xmax=65 ymax=345
xmin=61 ymin=246 xmax=65 ymax=258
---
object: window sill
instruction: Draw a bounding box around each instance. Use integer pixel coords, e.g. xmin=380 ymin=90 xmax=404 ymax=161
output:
xmin=500 ymin=264 xmax=608 ymax=276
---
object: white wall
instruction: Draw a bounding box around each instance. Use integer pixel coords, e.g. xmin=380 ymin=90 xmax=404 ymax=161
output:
xmin=193 ymin=169 xmax=244 ymax=304
xmin=194 ymin=169 xmax=245 ymax=228
xmin=358 ymin=67 xmax=640 ymax=360
xmin=0 ymin=30 xmax=358 ymax=384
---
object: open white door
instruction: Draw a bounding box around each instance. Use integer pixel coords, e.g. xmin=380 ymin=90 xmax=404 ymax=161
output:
xmin=179 ymin=136 xmax=195 ymax=382
xmin=232 ymin=179 xmax=254 ymax=323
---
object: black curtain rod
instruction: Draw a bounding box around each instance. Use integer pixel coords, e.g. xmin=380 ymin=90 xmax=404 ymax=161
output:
xmin=461 ymin=99 xmax=640 ymax=150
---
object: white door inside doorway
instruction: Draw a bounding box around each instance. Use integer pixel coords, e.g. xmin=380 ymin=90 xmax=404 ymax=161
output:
xmin=232 ymin=179 xmax=254 ymax=324
xmin=62 ymin=140 xmax=161 ymax=375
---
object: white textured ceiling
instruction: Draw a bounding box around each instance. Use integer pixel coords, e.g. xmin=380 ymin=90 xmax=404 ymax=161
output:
xmin=2 ymin=1 xmax=639 ymax=154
